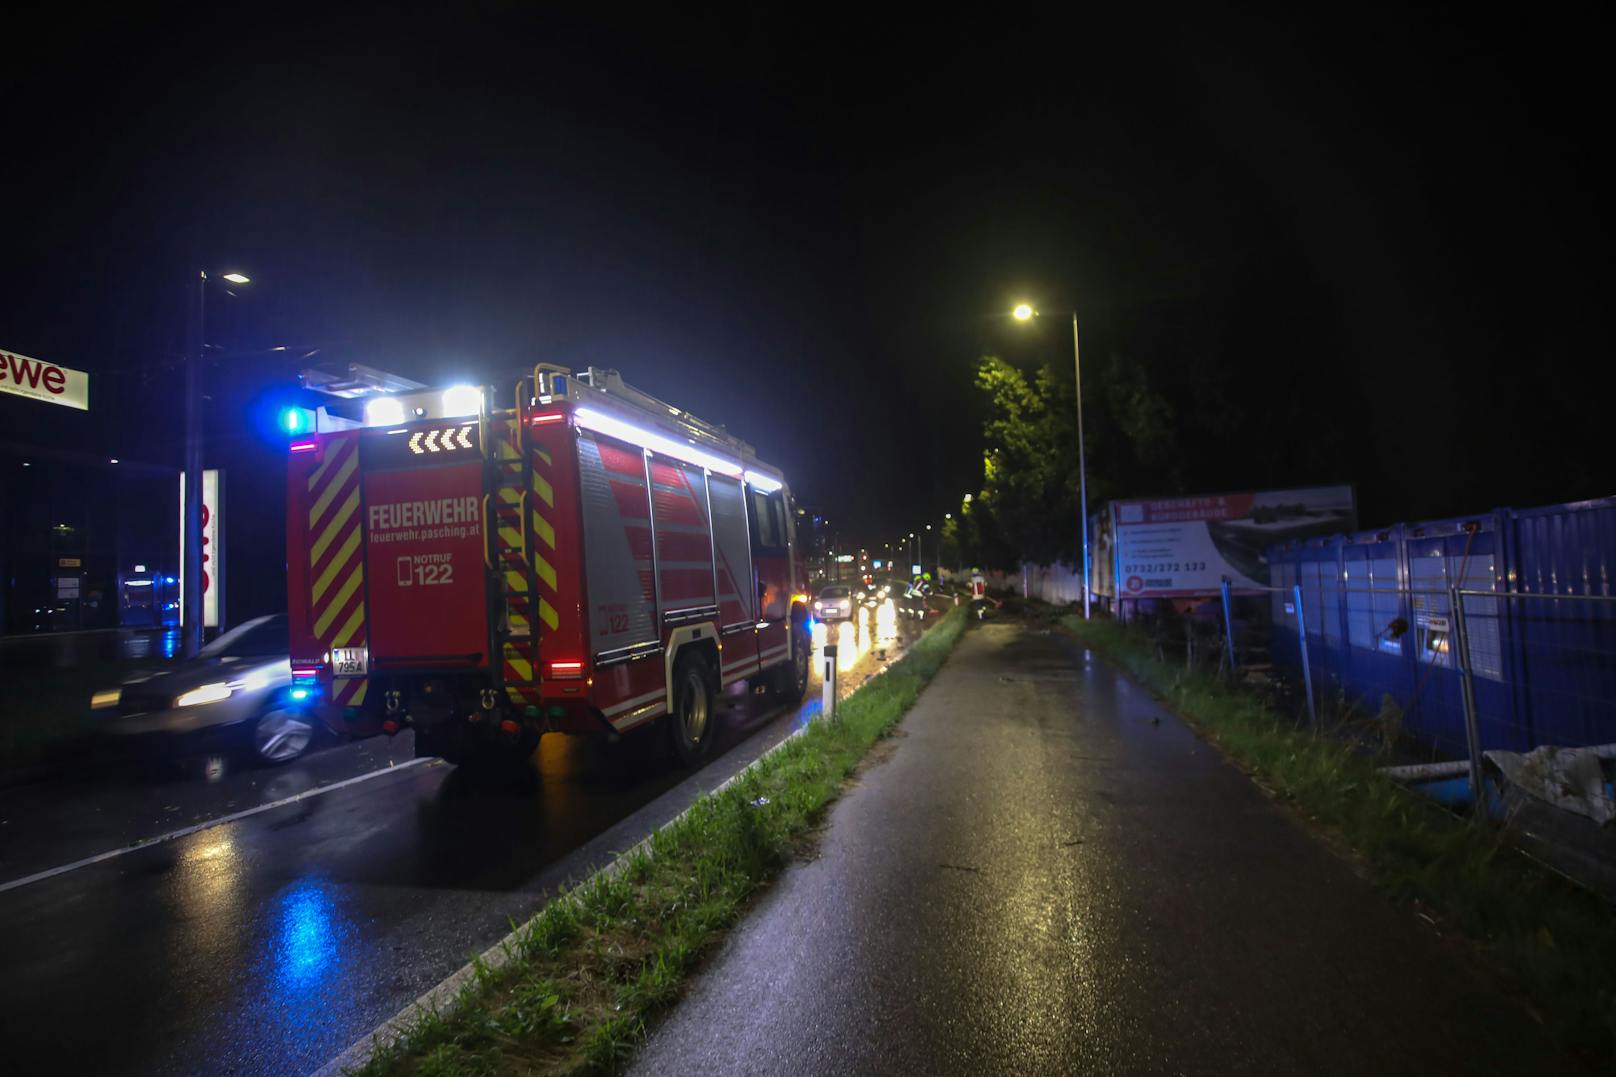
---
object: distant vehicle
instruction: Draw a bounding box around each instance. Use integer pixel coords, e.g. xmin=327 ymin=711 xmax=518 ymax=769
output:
xmin=285 ymin=365 xmax=810 ymax=771
xmin=815 ymin=585 xmax=854 ymax=622
xmin=92 ymin=614 xmax=320 ymax=764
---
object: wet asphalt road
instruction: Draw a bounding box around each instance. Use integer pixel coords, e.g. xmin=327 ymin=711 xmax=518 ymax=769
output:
xmin=634 ymin=619 xmax=1565 ymax=1075
xmin=0 ymin=609 xmax=919 ymax=1076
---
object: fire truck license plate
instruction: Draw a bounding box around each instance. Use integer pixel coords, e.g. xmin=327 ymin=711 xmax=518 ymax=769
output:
xmin=331 ymin=647 xmax=368 ymax=676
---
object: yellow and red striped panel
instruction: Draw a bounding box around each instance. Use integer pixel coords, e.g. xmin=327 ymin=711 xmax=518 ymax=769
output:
xmin=498 ymin=421 xmax=562 ymax=704
xmin=306 ymin=436 xmax=368 ymax=707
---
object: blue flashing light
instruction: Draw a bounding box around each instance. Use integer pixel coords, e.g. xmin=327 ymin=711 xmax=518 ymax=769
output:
xmin=290 ymin=688 xmax=310 ymax=701
xmin=279 ymin=406 xmax=314 ymax=436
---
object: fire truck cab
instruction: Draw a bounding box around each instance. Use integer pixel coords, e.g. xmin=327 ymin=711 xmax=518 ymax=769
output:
xmin=286 ymin=364 xmax=811 ymax=768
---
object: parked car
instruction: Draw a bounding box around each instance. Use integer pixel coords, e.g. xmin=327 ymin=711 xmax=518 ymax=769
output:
xmin=814 ymin=585 xmax=854 ymax=622
xmin=92 ymin=614 xmax=319 ymax=764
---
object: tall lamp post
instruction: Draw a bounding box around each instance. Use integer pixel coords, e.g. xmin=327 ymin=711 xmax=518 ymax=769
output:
xmin=183 ymin=268 xmax=251 ymax=657
xmin=1012 ymin=302 xmax=1090 ymax=620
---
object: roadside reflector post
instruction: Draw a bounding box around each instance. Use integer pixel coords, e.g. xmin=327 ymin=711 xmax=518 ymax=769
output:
xmin=1449 ymin=586 xmax=1487 ymax=816
xmin=822 ymin=641 xmax=838 ymax=723
xmin=1292 ymin=583 xmax=1318 ymax=728
xmin=1220 ymin=577 xmax=1238 ymax=682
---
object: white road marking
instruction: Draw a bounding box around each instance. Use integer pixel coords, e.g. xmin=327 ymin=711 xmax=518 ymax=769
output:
xmin=0 ymin=756 xmax=437 ymax=895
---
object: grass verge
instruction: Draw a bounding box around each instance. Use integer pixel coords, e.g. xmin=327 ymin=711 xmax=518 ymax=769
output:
xmin=354 ymin=605 xmax=969 ymax=1076
xmin=1055 ymin=611 xmax=1616 ymax=1063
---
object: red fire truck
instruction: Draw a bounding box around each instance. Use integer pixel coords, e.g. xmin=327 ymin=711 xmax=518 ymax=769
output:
xmin=286 ymin=365 xmax=811 ymax=767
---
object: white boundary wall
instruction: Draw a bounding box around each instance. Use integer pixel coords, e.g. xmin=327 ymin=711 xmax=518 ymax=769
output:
xmin=982 ymin=562 xmax=1083 ymax=606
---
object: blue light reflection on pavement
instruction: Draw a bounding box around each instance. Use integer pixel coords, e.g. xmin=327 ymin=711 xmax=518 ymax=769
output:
xmin=272 ymin=879 xmax=347 ymax=993
xmin=252 ymin=875 xmax=361 ymax=1066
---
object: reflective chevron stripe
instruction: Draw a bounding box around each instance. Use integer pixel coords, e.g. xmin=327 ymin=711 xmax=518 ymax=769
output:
xmin=306 ymin=435 xmax=367 ymax=708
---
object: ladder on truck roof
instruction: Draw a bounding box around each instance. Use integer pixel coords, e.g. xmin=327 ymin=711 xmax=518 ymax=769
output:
xmin=482 ymin=383 xmax=543 ymax=707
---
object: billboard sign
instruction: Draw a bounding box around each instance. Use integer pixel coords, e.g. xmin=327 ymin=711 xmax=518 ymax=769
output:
xmin=179 ymin=470 xmax=224 ymax=628
xmin=0 ymin=348 xmax=89 ymax=410
xmin=1110 ymin=485 xmax=1355 ymax=599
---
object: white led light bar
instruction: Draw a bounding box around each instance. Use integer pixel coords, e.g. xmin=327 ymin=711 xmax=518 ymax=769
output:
xmin=743 ymin=470 xmax=783 ymax=492
xmin=574 ymin=407 xmax=744 ymax=477
xmin=365 ymin=396 xmax=406 ymax=426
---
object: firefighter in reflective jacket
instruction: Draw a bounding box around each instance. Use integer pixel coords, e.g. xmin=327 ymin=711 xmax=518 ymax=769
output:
xmin=904 ymin=573 xmax=932 ymax=618
xmin=970 ymin=569 xmax=987 ymax=620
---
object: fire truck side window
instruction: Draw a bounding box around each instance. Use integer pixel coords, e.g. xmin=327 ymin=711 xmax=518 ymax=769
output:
xmin=749 ymin=489 xmax=788 ymax=553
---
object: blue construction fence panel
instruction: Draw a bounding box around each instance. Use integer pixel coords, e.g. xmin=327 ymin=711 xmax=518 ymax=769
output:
xmin=1267 ymin=497 xmax=1616 ymax=756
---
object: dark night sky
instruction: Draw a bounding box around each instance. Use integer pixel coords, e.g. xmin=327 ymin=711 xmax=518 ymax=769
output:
xmin=4 ymin=7 xmax=1611 ymax=570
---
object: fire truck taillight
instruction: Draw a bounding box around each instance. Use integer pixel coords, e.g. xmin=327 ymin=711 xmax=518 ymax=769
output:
xmin=547 ymin=660 xmax=585 ymax=679
xmin=530 ymin=411 xmax=564 ymax=425
xmin=291 ymin=666 xmax=322 ymax=681
xmin=289 ymin=439 xmax=320 ymax=456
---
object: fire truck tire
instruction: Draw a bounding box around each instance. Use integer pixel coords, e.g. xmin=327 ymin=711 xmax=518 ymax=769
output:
xmin=665 ymin=654 xmax=715 ymax=767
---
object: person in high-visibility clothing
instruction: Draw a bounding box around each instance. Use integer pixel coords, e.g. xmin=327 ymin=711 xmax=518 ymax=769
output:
xmin=970 ymin=569 xmax=987 ymax=619
xmin=904 ymin=573 xmax=932 ymax=618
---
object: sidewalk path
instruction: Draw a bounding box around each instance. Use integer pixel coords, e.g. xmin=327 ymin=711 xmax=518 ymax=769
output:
xmin=632 ymin=620 xmax=1564 ymax=1075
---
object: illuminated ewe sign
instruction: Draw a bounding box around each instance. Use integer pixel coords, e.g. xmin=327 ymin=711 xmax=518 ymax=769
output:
xmin=0 ymin=349 xmax=89 ymax=410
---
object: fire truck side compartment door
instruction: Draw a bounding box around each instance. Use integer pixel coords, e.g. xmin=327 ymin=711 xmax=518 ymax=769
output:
xmin=577 ymin=430 xmax=659 ymax=658
xmin=709 ymin=475 xmax=754 ymax=627
xmin=649 ymin=455 xmax=716 ymax=616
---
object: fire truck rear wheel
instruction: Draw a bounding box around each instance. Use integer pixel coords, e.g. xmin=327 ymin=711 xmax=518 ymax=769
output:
xmin=666 ymin=654 xmax=715 ymax=767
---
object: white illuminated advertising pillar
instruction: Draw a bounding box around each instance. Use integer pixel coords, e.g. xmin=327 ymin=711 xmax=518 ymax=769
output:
xmin=178 ymin=469 xmax=224 ymax=629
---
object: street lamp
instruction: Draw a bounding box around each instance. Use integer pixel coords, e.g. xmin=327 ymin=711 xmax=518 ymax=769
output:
xmin=1012 ymin=302 xmax=1090 ymax=620
xmin=183 ymin=267 xmax=252 ymax=658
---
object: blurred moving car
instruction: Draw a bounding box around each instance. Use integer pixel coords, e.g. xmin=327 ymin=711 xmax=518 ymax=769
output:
xmin=91 ymin=614 xmax=320 ymax=765
xmin=814 ymin=585 xmax=854 ymax=622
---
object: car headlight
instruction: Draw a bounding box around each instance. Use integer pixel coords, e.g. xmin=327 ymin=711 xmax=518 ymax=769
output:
xmin=91 ymin=688 xmax=121 ymax=710
xmin=175 ymin=682 xmax=232 ymax=708
xmin=229 ymin=668 xmax=278 ymax=694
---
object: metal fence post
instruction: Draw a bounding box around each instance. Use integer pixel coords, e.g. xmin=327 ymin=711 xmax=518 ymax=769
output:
xmin=1293 ymin=583 xmax=1318 ymax=728
xmin=1449 ymin=586 xmax=1486 ymax=814
xmin=1220 ymin=577 xmax=1238 ymax=681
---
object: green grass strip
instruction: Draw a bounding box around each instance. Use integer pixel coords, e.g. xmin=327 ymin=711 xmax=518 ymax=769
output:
xmin=1055 ymin=612 xmax=1616 ymax=1063
xmin=355 ymin=605 xmax=969 ymax=1077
